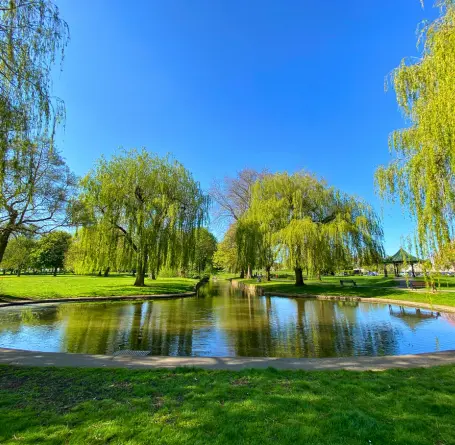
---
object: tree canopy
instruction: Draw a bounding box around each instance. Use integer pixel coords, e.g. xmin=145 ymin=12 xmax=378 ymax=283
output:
xmin=213 ymin=224 xmax=238 ymax=273
xmin=79 ymin=149 xmax=209 ymax=286
xmin=1 ymin=235 xmax=35 ymax=275
xmin=32 ymin=231 xmax=71 ymax=275
xmin=192 ymin=228 xmax=217 ymax=275
xmin=376 ymin=0 xmax=455 ymax=254
xmin=0 ymin=138 xmax=76 ymax=262
xmin=247 ymin=172 xmax=384 ymax=285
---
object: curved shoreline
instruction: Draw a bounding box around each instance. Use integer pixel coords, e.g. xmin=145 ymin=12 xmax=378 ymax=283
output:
xmin=1 ymin=347 xmax=455 ymax=371
xmin=0 ymin=277 xmax=210 ymax=308
xmin=264 ymin=292 xmax=455 ymax=313
xmin=230 ymin=279 xmax=455 ymax=313
xmin=0 ymin=291 xmax=197 ymax=308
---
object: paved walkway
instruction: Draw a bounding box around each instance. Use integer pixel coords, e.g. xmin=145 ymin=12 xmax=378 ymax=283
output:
xmin=1 ymin=347 xmax=455 ymax=371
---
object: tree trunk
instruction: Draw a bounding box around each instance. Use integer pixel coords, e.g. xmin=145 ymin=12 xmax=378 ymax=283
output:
xmin=53 ymin=266 xmax=58 ymax=277
xmin=17 ymin=269 xmax=21 ymax=277
xmin=240 ymin=269 xmax=245 ymax=279
xmin=134 ymin=269 xmax=145 ymax=286
xmin=317 ymin=273 xmax=322 ymax=281
xmin=266 ymin=265 xmax=271 ymax=281
xmin=134 ymin=252 xmax=148 ymax=287
xmin=411 ymin=263 xmax=415 ymax=278
xmin=104 ymin=267 xmax=110 ymax=277
xmin=295 ymin=267 xmax=305 ymax=286
xmin=383 ymin=264 xmax=388 ymax=277
xmin=0 ymin=230 xmax=12 ymax=264
xmin=151 ymin=270 xmax=156 ymax=280
xmin=247 ymin=264 xmax=252 ymax=279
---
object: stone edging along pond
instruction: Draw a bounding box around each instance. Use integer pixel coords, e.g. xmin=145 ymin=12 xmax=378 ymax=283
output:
xmin=229 ymin=279 xmax=455 ymax=314
xmin=0 ymin=292 xmax=197 ymax=308
xmin=0 ymin=277 xmax=210 ymax=308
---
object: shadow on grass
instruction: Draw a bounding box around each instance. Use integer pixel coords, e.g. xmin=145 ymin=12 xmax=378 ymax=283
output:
xmin=0 ymin=365 xmax=454 ymax=444
xmin=259 ymin=281 xmax=410 ymax=298
xmin=0 ymin=295 xmax=34 ymax=302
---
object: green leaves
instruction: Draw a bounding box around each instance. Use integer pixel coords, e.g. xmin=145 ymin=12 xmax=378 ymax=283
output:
xmin=376 ymin=1 xmax=455 ymax=254
xmin=32 ymin=231 xmax=72 ymax=271
xmin=78 ymin=149 xmax=209 ymax=283
xmin=247 ymin=172 xmax=384 ymax=279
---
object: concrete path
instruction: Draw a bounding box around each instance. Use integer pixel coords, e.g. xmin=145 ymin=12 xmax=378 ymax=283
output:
xmin=1 ymin=347 xmax=455 ymax=371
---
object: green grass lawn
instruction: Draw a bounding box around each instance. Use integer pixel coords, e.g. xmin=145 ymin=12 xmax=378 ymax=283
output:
xmin=0 ymin=274 xmax=197 ymax=300
xmin=265 ymin=270 xmax=455 ymax=288
xmin=237 ymin=275 xmax=455 ymax=308
xmin=0 ymin=364 xmax=454 ymax=445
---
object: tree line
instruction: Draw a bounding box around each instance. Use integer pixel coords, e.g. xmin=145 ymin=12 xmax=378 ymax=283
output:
xmin=2 ymin=224 xmax=217 ymax=279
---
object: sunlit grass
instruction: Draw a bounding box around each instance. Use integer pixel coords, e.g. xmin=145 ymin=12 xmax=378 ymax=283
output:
xmin=0 ymin=364 xmax=454 ymax=444
xmin=0 ymin=274 xmax=197 ymax=300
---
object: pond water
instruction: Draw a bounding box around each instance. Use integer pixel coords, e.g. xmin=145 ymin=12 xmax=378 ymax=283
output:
xmin=0 ymin=281 xmax=454 ymax=357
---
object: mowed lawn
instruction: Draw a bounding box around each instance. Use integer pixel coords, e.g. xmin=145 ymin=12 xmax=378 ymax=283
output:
xmin=0 ymin=274 xmax=197 ymax=300
xmin=237 ymin=274 xmax=455 ymax=308
xmin=0 ymin=365 xmax=454 ymax=445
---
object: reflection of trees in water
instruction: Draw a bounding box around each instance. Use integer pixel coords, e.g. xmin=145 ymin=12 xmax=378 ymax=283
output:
xmin=300 ymin=300 xmax=400 ymax=357
xmin=58 ymin=303 xmax=133 ymax=354
xmin=56 ymin=300 xmax=200 ymax=355
xmin=388 ymin=305 xmax=440 ymax=331
xmin=136 ymin=300 xmax=194 ymax=356
xmin=214 ymin=282 xmax=275 ymax=357
xmin=261 ymin=299 xmax=400 ymax=358
xmin=0 ymin=305 xmax=60 ymax=335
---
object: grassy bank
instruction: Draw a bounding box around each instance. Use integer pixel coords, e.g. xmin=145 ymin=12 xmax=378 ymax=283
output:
xmin=0 ymin=275 xmax=197 ymax=300
xmin=0 ymin=365 xmax=454 ymax=444
xmin=237 ymin=275 xmax=455 ymax=308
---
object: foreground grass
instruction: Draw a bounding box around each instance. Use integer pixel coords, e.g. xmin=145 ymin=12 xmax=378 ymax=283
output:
xmin=237 ymin=276 xmax=455 ymax=308
xmin=0 ymin=275 xmax=197 ymax=300
xmin=0 ymin=365 xmax=454 ymax=444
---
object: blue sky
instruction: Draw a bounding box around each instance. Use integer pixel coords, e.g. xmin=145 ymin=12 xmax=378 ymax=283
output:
xmin=53 ymin=0 xmax=439 ymax=255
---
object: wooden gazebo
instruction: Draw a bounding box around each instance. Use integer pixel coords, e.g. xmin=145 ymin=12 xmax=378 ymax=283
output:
xmin=383 ymin=248 xmax=420 ymax=277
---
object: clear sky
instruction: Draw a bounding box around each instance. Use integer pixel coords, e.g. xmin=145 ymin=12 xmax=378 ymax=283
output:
xmin=52 ymin=0 xmax=439 ymax=255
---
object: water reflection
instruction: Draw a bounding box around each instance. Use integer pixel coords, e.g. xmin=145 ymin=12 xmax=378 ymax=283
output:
xmin=0 ymin=281 xmax=454 ymax=357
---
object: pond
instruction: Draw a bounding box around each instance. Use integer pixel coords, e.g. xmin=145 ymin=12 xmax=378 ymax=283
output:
xmin=0 ymin=281 xmax=454 ymax=358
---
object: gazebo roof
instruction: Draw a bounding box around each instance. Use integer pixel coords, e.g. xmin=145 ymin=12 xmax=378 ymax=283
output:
xmin=384 ymin=248 xmax=420 ymax=264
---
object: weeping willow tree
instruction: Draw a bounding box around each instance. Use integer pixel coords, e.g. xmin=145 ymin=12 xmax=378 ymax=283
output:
xmin=0 ymin=1 xmax=71 ymax=261
xmin=376 ymin=0 xmax=455 ymax=256
xmin=235 ymin=219 xmax=261 ymax=278
xmin=79 ymin=149 xmax=209 ymax=286
xmin=236 ymin=215 xmax=278 ymax=281
xmin=248 ymin=172 xmax=384 ymax=286
xmin=65 ymin=226 xmax=136 ymax=276
xmin=0 ymin=0 xmax=68 ymax=143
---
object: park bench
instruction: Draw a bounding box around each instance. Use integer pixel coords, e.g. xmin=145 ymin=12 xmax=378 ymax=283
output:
xmin=340 ymin=279 xmax=356 ymax=287
xmin=410 ymin=281 xmax=436 ymax=291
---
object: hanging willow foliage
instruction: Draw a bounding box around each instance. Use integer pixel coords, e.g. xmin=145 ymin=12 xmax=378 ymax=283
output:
xmin=376 ymin=0 xmax=455 ymax=254
xmin=0 ymin=0 xmax=69 ymax=162
xmin=248 ymin=172 xmax=384 ymax=285
xmin=65 ymin=226 xmax=136 ymax=275
xmin=79 ymin=149 xmax=209 ymax=286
